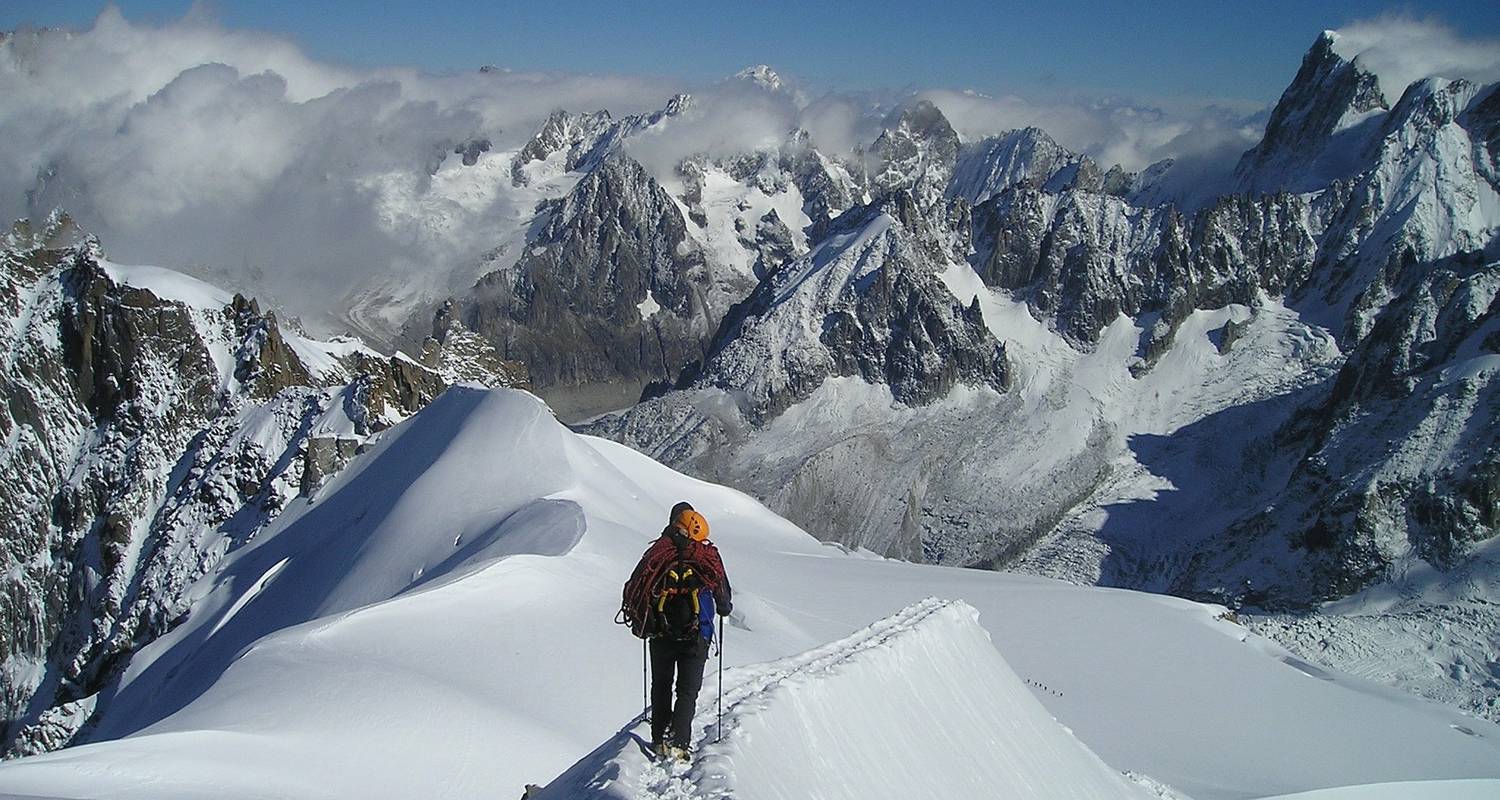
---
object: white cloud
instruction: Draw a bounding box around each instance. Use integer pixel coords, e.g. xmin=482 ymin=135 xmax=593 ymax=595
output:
xmin=11 ymin=8 xmax=1487 ymax=335
xmin=1332 ymin=16 xmax=1500 ymax=101
xmin=0 ymin=7 xmax=681 ymax=327
xmin=920 ymin=88 xmax=1263 ymax=178
xmin=625 ymin=85 xmax=798 ymax=179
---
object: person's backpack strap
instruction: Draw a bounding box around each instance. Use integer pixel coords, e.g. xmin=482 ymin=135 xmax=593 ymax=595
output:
xmin=656 ymin=565 xmax=701 ymax=615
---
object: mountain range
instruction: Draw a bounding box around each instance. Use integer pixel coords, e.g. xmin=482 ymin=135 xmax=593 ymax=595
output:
xmin=0 ymin=26 xmax=1496 ymax=774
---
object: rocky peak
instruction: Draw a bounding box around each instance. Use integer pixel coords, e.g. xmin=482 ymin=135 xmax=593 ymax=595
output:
xmin=457 ymin=152 xmax=724 ymax=389
xmin=692 ymin=199 xmax=1008 ymax=421
xmin=5 ymin=210 xmax=86 ymax=255
xmin=59 ymin=258 xmax=222 ymax=421
xmin=228 ymin=293 xmax=314 ymax=401
xmin=1305 ymin=73 xmax=1498 ymax=344
xmin=734 ymin=65 xmax=784 ymax=92
xmin=748 ymin=209 xmax=798 ymax=280
xmin=1234 ymin=31 xmax=1389 ymax=194
xmin=662 ymin=93 xmax=693 ymax=116
xmin=417 ymin=308 xmax=528 ymax=389
xmin=950 ymin=127 xmax=1094 ymax=205
xmin=510 ymin=109 xmax=616 ymax=186
xmin=509 ymin=94 xmax=693 ymax=187
xmin=869 ymin=100 xmax=960 ymax=211
xmin=1382 ymin=77 xmax=1482 ymax=143
xmin=782 ymin=139 xmax=860 ymax=237
xmin=1460 ymin=85 xmax=1500 ymax=184
xmin=0 ymin=223 xmax=455 ymax=756
xmin=1176 ymin=253 xmax=1499 ymax=610
xmin=452 ymin=137 xmax=492 ymax=167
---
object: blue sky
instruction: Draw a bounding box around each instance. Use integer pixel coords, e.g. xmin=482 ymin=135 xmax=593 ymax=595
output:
xmin=4 ymin=1 xmax=1497 ymax=105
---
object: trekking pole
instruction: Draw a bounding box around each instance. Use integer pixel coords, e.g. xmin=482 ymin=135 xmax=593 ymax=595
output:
xmin=643 ymin=637 xmax=649 ymax=722
xmin=716 ymin=622 xmax=724 ymax=743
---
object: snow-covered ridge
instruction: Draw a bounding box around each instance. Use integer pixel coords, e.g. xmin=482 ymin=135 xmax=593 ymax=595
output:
xmin=0 ymin=220 xmax=515 ymax=756
xmin=1 ymin=385 xmax=1495 ymax=798
xmin=537 ymin=599 xmax=1154 ymax=800
xmin=99 ymin=259 xmax=234 ymax=310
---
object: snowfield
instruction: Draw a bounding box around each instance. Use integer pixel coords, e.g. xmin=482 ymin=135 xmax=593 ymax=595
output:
xmin=537 ymin=599 xmax=1156 ymax=800
xmin=0 ymin=388 xmax=1496 ymax=799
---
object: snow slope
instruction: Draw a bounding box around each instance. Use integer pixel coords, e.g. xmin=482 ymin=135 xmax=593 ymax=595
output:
xmin=0 ymin=388 xmax=1495 ymax=800
xmin=537 ymin=599 xmax=1154 ymax=800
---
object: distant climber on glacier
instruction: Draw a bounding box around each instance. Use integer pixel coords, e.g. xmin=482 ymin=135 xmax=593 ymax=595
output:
xmin=618 ymin=502 xmax=733 ymax=761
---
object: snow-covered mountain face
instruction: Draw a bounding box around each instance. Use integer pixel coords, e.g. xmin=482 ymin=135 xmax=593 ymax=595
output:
xmin=570 ymin=33 xmax=1498 ymax=639
xmin=0 ymin=213 xmax=520 ymax=757
xmin=406 ymin=88 xmax=868 ymax=401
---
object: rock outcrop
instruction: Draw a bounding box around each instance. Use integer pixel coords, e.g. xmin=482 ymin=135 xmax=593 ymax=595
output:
xmin=691 ymin=197 xmax=1008 ymax=422
xmin=453 ymin=153 xmax=730 ymax=390
xmin=0 ymin=214 xmax=478 ymax=756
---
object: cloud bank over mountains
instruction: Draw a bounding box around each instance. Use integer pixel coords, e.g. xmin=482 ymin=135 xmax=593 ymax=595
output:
xmin=1 ymin=7 xmax=1495 ymax=329
xmin=1331 ymin=14 xmax=1500 ymax=101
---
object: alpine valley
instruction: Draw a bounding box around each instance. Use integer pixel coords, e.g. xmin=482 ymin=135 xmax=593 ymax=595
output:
xmin=0 ymin=16 xmax=1498 ymax=800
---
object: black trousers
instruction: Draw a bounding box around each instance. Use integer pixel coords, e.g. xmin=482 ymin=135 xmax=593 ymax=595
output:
xmin=649 ymin=636 xmax=708 ymax=747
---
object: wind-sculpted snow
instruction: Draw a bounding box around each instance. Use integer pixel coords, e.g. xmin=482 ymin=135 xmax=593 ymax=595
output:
xmin=0 ymin=387 xmax=1497 ymax=798
xmin=5 ymin=22 xmax=1500 ymax=787
xmin=535 ymin=599 xmax=1154 ymax=800
xmin=90 ymin=388 xmax=592 ymax=740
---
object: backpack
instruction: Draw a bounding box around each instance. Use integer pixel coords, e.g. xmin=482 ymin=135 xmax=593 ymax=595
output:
xmin=618 ymin=535 xmax=724 ymax=640
xmin=654 ymin=560 xmax=705 ymax=640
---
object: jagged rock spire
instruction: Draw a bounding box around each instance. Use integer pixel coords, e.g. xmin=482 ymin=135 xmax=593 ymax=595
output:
xmin=1234 ymin=31 xmax=1389 ymax=194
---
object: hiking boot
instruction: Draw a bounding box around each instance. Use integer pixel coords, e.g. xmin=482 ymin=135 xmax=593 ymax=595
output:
xmin=668 ymin=744 xmax=691 ymax=762
xmin=651 ymin=740 xmax=670 ymax=759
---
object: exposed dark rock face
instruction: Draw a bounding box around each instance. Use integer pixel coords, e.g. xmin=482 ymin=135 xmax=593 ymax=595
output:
xmin=970 ymin=186 xmax=1320 ymax=346
xmin=509 ymin=109 xmax=615 ymax=186
xmin=968 ymin=43 xmax=1496 ymax=360
xmin=780 ymin=129 xmax=861 ymax=237
xmin=690 ymin=196 xmax=1008 ymax=423
xmin=950 ymin=127 xmax=1101 ymax=206
xmin=821 ymin=265 xmax=1008 ymax=407
xmin=227 ymin=294 xmax=314 ymax=400
xmin=1308 ymin=78 xmax=1497 ymax=348
xmin=0 ymin=215 xmax=453 ymax=756
xmin=454 ymin=153 xmax=730 ymax=390
xmin=300 ymin=436 xmax=361 ymax=496
xmin=582 ymin=34 xmax=1500 ymax=623
xmin=748 ymin=210 xmax=797 ymax=280
xmin=454 ymin=138 xmax=492 ymax=167
xmin=3 ymin=32 xmax=1492 ymax=741
xmin=417 ymin=307 xmax=529 ymax=389
xmin=672 ymin=130 xmax=863 ymax=246
xmin=868 ymin=100 xmax=959 ymax=212
xmin=1464 ymin=85 xmax=1500 ymax=179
